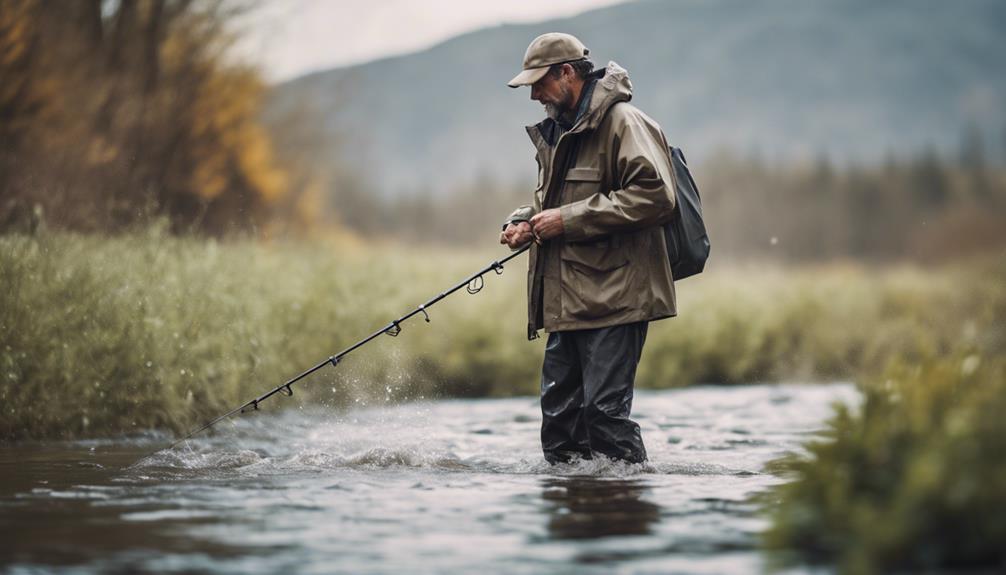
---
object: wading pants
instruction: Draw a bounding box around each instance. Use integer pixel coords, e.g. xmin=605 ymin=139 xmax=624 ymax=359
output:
xmin=540 ymin=322 xmax=648 ymax=464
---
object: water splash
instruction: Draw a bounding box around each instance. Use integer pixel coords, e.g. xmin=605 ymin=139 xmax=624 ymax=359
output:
xmin=4 ymin=384 xmax=857 ymax=575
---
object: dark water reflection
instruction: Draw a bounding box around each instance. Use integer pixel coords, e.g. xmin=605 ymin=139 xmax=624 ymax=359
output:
xmin=541 ymin=477 xmax=661 ymax=540
xmin=0 ymin=445 xmax=254 ymax=570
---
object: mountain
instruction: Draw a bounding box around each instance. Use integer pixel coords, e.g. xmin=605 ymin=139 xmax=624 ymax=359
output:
xmin=268 ymin=0 xmax=1006 ymax=196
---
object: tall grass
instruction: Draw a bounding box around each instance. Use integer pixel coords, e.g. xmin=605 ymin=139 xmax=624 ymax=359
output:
xmin=761 ymin=261 xmax=1006 ymax=572
xmin=0 ymin=229 xmax=536 ymax=440
xmin=644 ymin=257 xmax=1003 ymax=385
xmin=764 ymin=352 xmax=1006 ymax=573
xmin=2 ymin=230 xmax=1001 ymax=440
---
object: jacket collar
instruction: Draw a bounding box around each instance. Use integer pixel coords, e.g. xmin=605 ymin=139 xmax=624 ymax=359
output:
xmin=526 ymin=61 xmax=634 ymax=147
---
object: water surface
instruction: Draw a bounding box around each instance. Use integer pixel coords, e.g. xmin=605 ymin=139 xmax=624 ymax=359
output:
xmin=1 ymin=384 xmax=855 ymax=574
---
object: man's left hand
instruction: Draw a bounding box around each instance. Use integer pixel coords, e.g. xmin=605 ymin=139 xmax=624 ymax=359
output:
xmin=529 ymin=208 xmax=563 ymax=241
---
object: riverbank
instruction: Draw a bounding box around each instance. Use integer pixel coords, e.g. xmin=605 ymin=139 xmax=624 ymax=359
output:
xmin=2 ymin=230 xmax=1001 ymax=440
xmin=761 ymin=254 xmax=1005 ymax=571
xmin=765 ymin=353 xmax=1006 ymax=572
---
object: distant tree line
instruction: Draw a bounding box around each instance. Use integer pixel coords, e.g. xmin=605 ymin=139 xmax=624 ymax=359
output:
xmin=323 ymin=138 xmax=1006 ymax=263
xmin=0 ymin=0 xmax=319 ymax=236
xmin=697 ymin=142 xmax=1006 ymax=262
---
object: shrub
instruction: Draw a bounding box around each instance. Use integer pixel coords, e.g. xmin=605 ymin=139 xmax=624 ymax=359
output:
xmin=764 ymin=353 xmax=1006 ymax=573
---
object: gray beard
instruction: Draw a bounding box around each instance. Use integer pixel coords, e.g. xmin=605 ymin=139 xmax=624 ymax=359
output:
xmin=544 ymin=85 xmax=575 ymax=122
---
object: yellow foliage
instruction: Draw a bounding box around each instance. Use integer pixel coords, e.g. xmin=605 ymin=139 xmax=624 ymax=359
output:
xmin=297 ymin=178 xmax=326 ymax=225
xmin=237 ymin=122 xmax=288 ymax=204
xmin=0 ymin=0 xmax=33 ymax=68
xmin=183 ymin=62 xmax=288 ymax=206
xmin=86 ymin=135 xmax=119 ymax=165
xmin=2 ymin=0 xmax=302 ymax=235
xmin=192 ymin=154 xmax=228 ymax=200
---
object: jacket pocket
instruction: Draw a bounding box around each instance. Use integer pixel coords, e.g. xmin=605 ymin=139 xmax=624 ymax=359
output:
xmin=561 ymin=237 xmax=626 ymax=271
xmin=559 ymin=238 xmax=632 ymax=320
xmin=566 ymin=167 xmax=601 ymax=182
xmin=562 ymin=166 xmax=602 ymax=204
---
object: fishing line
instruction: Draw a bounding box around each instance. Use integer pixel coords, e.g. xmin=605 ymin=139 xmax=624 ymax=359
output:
xmin=140 ymin=244 xmax=531 ymax=461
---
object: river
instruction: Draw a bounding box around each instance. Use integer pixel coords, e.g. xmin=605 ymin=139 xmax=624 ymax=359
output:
xmin=1 ymin=383 xmax=856 ymax=574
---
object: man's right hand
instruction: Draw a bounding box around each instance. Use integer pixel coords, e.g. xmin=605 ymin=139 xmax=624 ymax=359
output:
xmin=500 ymin=221 xmax=534 ymax=249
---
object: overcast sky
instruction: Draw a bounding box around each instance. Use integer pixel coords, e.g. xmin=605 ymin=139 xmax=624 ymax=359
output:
xmin=238 ymin=0 xmax=632 ymax=82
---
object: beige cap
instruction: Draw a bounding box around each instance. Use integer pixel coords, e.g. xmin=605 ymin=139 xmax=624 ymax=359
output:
xmin=507 ymin=32 xmax=590 ymax=88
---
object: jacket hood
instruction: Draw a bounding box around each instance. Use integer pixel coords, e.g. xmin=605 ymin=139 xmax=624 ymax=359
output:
xmin=572 ymin=61 xmax=633 ymax=133
xmin=526 ymin=61 xmax=633 ymax=149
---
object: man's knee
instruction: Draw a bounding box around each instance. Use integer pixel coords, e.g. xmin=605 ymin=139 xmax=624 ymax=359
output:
xmin=582 ymin=403 xmax=618 ymax=431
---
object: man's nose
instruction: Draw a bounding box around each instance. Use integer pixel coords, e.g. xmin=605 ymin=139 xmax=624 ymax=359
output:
xmin=530 ymin=84 xmax=540 ymax=101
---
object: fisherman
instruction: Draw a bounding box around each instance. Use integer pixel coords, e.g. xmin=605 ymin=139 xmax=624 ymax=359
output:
xmin=500 ymin=33 xmax=678 ymax=465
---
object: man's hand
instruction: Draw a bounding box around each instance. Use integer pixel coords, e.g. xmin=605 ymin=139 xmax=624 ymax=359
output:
xmin=529 ymin=208 xmax=563 ymax=241
xmin=500 ymin=220 xmax=534 ymax=249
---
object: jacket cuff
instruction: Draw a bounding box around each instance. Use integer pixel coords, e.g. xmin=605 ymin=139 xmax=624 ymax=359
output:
xmin=559 ymin=202 xmax=588 ymax=242
xmin=501 ymin=216 xmax=529 ymax=231
xmin=504 ymin=206 xmax=536 ymax=230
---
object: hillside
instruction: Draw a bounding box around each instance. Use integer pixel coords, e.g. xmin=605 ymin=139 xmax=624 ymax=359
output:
xmin=268 ymin=0 xmax=1006 ymax=196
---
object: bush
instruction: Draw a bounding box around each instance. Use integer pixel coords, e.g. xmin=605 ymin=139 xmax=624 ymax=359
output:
xmin=764 ymin=353 xmax=1006 ymax=573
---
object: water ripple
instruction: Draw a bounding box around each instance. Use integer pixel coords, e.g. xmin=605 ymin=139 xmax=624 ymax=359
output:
xmin=3 ymin=384 xmax=858 ymax=575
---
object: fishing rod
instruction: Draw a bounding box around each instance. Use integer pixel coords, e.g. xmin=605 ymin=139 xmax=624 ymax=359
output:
xmin=152 ymin=243 xmax=531 ymax=456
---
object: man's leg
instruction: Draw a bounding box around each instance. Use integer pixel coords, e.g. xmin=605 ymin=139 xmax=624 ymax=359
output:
xmin=540 ymin=331 xmax=591 ymax=464
xmin=579 ymin=322 xmax=648 ymax=463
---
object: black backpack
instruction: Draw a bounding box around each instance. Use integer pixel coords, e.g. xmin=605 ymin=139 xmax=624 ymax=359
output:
xmin=663 ymin=147 xmax=710 ymax=280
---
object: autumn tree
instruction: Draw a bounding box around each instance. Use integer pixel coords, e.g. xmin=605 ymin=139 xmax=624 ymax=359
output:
xmin=0 ymin=0 xmax=289 ymax=235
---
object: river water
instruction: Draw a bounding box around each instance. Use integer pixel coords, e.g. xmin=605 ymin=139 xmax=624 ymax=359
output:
xmin=1 ymin=384 xmax=855 ymax=574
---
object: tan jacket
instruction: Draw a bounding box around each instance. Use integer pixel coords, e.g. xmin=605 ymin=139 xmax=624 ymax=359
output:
xmin=508 ymin=62 xmax=678 ymax=339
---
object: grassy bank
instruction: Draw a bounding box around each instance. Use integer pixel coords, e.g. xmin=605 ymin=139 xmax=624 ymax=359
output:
xmin=2 ymin=230 xmax=1001 ymax=440
xmin=762 ymin=261 xmax=1005 ymax=571
xmin=764 ymin=351 xmax=1006 ymax=573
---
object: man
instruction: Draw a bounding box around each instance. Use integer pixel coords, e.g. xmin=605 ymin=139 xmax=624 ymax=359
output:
xmin=500 ymin=33 xmax=678 ymax=465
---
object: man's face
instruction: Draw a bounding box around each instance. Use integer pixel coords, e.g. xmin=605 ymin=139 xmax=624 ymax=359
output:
xmin=530 ymin=66 xmax=575 ymax=120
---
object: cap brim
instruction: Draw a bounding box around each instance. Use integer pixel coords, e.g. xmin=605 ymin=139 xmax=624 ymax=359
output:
xmin=507 ymin=66 xmax=550 ymax=88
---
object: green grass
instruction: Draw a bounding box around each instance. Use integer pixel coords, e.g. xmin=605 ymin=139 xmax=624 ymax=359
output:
xmin=764 ymin=352 xmax=1006 ymax=573
xmin=642 ymin=259 xmax=1003 ymax=385
xmin=761 ymin=260 xmax=1006 ymax=572
xmin=0 ymin=230 xmax=538 ymax=440
xmin=2 ymin=230 xmax=1002 ymax=440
